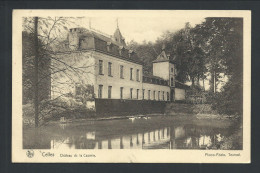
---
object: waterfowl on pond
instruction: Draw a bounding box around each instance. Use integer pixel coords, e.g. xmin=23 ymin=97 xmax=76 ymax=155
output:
xmin=60 ymin=117 xmax=72 ymax=123
xmin=129 ymin=117 xmax=136 ymax=120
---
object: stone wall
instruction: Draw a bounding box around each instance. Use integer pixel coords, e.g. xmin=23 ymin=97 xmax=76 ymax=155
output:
xmin=95 ymin=99 xmax=167 ymax=116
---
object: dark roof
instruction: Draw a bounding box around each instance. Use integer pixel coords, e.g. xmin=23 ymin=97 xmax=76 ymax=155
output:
xmin=143 ymin=74 xmax=166 ymax=81
xmin=142 ymin=75 xmax=168 ymax=86
xmin=152 ymin=49 xmax=176 ymax=64
xmin=175 ymin=80 xmax=190 ymax=90
xmin=67 ymin=28 xmax=142 ymax=65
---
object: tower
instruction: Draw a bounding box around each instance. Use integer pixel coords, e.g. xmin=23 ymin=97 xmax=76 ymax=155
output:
xmin=113 ymin=19 xmax=126 ymax=47
xmin=152 ymin=45 xmax=176 ymax=101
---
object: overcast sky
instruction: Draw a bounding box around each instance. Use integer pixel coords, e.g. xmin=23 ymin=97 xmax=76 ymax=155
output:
xmin=73 ymin=11 xmax=207 ymax=43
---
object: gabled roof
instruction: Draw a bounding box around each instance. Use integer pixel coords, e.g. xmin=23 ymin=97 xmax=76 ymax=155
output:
xmin=152 ymin=50 xmax=170 ymax=63
xmin=113 ymin=28 xmax=126 ymax=47
xmin=152 ymin=47 xmax=176 ymax=64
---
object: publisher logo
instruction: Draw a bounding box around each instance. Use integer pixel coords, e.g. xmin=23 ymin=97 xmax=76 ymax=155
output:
xmin=26 ymin=150 xmax=34 ymax=158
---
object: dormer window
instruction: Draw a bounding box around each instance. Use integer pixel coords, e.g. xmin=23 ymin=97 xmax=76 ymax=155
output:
xmin=107 ymin=42 xmax=111 ymax=52
xmin=119 ymin=46 xmax=124 ymax=56
xmin=128 ymin=50 xmax=133 ymax=58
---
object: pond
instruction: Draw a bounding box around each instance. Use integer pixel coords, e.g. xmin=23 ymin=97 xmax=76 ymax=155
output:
xmin=23 ymin=115 xmax=242 ymax=150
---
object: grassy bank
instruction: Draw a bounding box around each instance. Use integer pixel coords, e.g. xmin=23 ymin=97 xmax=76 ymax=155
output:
xmin=23 ymin=102 xmax=241 ymax=128
xmin=165 ymin=103 xmax=241 ymax=119
xmin=165 ymin=103 xmax=218 ymax=115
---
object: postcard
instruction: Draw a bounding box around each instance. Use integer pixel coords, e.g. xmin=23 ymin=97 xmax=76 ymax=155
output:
xmin=12 ymin=10 xmax=251 ymax=163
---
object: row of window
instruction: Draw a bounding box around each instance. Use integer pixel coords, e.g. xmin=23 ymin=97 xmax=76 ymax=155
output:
xmin=98 ymin=85 xmax=169 ymax=101
xmin=99 ymin=60 xmax=140 ymax=81
xmin=141 ymin=89 xmax=170 ymax=101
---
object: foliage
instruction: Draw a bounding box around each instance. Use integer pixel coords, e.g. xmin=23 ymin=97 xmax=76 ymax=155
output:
xmin=211 ymin=72 xmax=243 ymax=115
xmin=129 ymin=18 xmax=243 ymax=116
xmin=199 ymin=18 xmax=243 ymax=115
xmin=128 ymin=40 xmax=160 ymax=75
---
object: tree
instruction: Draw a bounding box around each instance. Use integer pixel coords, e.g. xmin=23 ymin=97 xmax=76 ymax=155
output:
xmin=195 ymin=18 xmax=243 ymax=93
xmin=23 ymin=17 xmax=94 ymax=127
xmin=200 ymin=18 xmax=243 ymax=115
xmin=164 ymin=23 xmax=206 ymax=87
xmin=128 ymin=18 xmax=243 ymax=115
xmin=128 ymin=40 xmax=159 ymax=75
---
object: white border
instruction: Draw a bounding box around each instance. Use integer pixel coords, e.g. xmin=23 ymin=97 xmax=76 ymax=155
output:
xmin=12 ymin=10 xmax=251 ymax=163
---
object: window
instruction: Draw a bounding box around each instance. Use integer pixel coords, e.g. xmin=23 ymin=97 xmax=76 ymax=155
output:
xmin=153 ymin=91 xmax=156 ymax=100
xmin=130 ymin=88 xmax=133 ymax=99
xmin=148 ymin=90 xmax=151 ymax=100
xmin=158 ymin=91 xmax=160 ymax=100
xmin=162 ymin=91 xmax=165 ymax=100
xmin=171 ymin=77 xmax=174 ymax=86
xmin=167 ymin=92 xmax=169 ymax=101
xmin=99 ymin=60 xmax=103 ymax=75
xmin=108 ymin=62 xmax=112 ymax=76
xmin=120 ymin=65 xmax=124 ymax=79
xmin=142 ymin=89 xmax=145 ymax=99
xmin=108 ymin=86 xmax=112 ymax=99
xmin=136 ymin=69 xmax=140 ymax=81
xmin=137 ymin=89 xmax=139 ymax=99
xmin=120 ymin=87 xmax=123 ymax=99
xmin=171 ymin=67 xmax=173 ymax=73
xmin=130 ymin=68 xmax=133 ymax=80
xmin=98 ymin=85 xmax=103 ymax=98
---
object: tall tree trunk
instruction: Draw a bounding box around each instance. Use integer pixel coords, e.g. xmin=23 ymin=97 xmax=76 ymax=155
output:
xmin=34 ymin=17 xmax=39 ymax=127
xmin=210 ymin=70 xmax=216 ymax=93
xmin=203 ymin=78 xmax=205 ymax=91
xmin=197 ymin=74 xmax=200 ymax=87
xmin=213 ymin=71 xmax=216 ymax=93
xmin=191 ymin=77 xmax=195 ymax=87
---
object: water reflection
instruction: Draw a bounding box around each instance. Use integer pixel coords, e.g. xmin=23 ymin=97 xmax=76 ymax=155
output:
xmin=23 ymin=116 xmax=241 ymax=150
xmin=49 ymin=127 xmax=170 ymax=149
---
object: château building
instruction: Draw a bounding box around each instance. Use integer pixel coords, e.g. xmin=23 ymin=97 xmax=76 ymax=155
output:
xmin=51 ymin=26 xmax=189 ymax=114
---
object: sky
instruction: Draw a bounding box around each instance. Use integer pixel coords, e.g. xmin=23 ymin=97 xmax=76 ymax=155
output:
xmin=72 ymin=11 xmax=207 ymax=44
xmin=70 ymin=11 xmax=210 ymax=88
xmin=54 ymin=10 xmax=234 ymax=91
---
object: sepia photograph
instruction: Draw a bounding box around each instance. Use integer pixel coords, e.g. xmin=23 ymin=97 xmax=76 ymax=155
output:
xmin=12 ymin=10 xmax=251 ymax=163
